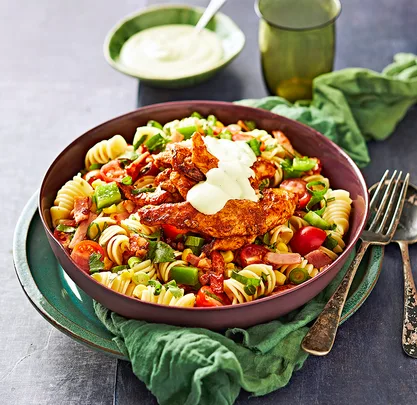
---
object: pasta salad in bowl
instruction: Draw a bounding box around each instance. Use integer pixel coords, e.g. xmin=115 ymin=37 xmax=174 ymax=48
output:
xmin=39 ymin=101 xmax=368 ymax=329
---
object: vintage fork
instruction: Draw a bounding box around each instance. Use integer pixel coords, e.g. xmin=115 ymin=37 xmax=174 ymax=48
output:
xmin=301 ymin=170 xmax=410 ymax=356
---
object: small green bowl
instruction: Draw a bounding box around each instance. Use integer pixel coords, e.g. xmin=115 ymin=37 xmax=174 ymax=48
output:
xmin=103 ymin=4 xmax=246 ymax=88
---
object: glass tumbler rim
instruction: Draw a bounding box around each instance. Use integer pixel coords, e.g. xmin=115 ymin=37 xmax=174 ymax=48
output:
xmin=255 ymin=0 xmax=342 ymax=32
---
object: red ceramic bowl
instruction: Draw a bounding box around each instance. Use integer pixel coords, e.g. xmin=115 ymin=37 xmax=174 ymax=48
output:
xmin=39 ymin=101 xmax=368 ymax=330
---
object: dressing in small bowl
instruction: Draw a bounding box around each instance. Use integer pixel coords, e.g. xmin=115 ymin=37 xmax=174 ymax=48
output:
xmin=104 ymin=5 xmax=245 ymax=88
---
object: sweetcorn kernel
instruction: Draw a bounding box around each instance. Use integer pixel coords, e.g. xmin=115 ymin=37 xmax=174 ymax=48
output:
xmin=277 ymin=242 xmax=289 ymax=252
xmin=216 ymin=121 xmax=224 ymax=128
xmin=182 ymin=248 xmax=193 ymax=262
xmin=274 ymin=270 xmax=286 ymax=286
xmin=120 ymin=270 xmax=132 ymax=281
xmin=91 ymin=179 xmax=106 ymax=189
xmin=226 ymin=263 xmax=235 ymax=270
xmin=103 ymin=204 xmax=117 ymax=214
xmin=220 ymin=251 xmax=234 ymax=263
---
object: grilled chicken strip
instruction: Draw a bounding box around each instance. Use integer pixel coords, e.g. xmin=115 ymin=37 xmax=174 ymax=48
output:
xmin=119 ymin=184 xmax=181 ymax=208
xmin=191 ymin=132 xmax=218 ymax=174
xmin=250 ymin=158 xmax=277 ymax=189
xmin=203 ymin=235 xmax=257 ymax=253
xmin=138 ymin=188 xmax=297 ymax=239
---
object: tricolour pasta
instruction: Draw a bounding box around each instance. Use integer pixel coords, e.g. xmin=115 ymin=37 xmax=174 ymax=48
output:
xmin=50 ymin=176 xmax=93 ymax=226
xmin=223 ymin=264 xmax=276 ymax=304
xmin=132 ymin=284 xmax=196 ymax=307
xmin=322 ymin=190 xmax=352 ymax=235
xmin=85 ymin=134 xmax=128 ymax=168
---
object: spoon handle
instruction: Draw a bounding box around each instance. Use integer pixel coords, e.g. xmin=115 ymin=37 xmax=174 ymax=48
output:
xmin=195 ymin=0 xmax=228 ymax=33
xmin=397 ymin=241 xmax=417 ymax=358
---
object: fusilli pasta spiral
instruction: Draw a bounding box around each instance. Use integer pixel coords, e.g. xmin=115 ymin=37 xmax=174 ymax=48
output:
xmin=132 ymin=259 xmax=158 ymax=280
xmin=157 ymin=259 xmax=188 ymax=282
xmin=133 ymin=284 xmax=196 ymax=307
xmin=269 ymin=224 xmax=294 ymax=246
xmin=99 ymin=225 xmax=127 ymax=247
xmin=322 ymin=190 xmax=352 ymax=235
xmin=121 ymin=213 xmax=158 ymax=236
xmin=92 ymin=271 xmax=136 ymax=297
xmin=106 ymin=234 xmax=130 ymax=265
xmin=50 ymin=176 xmax=93 ymax=226
xmin=279 ymin=258 xmax=319 ymax=278
xmin=85 ymin=134 xmax=128 ymax=168
xmin=87 ymin=216 xmax=117 ymax=240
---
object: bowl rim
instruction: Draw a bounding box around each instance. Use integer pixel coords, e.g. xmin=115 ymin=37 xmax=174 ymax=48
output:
xmin=103 ymin=4 xmax=246 ymax=82
xmin=39 ymin=100 xmax=369 ymax=312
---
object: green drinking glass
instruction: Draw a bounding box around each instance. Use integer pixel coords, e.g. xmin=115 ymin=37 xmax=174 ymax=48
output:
xmin=256 ymin=0 xmax=341 ymax=102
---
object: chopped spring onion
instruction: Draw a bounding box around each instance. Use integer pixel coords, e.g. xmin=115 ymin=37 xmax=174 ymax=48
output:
xmin=207 ymin=114 xmax=217 ymax=126
xmin=220 ymin=131 xmax=232 ymax=140
xmin=132 ymin=272 xmax=150 ymax=285
xmin=324 ymin=234 xmax=338 ymax=250
xmin=244 ymin=284 xmax=257 ymax=296
xmin=121 ymin=175 xmax=132 ymax=185
xmin=56 ymin=224 xmax=76 ymax=233
xmin=289 ymin=268 xmax=311 ymax=285
xmin=147 ymin=120 xmax=163 ymax=130
xmin=111 ymin=265 xmax=129 ymax=273
xmin=89 ymin=163 xmax=103 ymax=170
xmin=177 ymin=125 xmax=197 ymax=139
xmin=292 ymin=157 xmax=317 ymax=172
xmin=244 ymin=120 xmax=256 ymax=131
xmin=131 ymin=187 xmax=156 ymax=195
xmin=148 ymin=280 xmax=163 ymax=295
xmin=306 ymin=181 xmax=329 ymax=213
xmin=133 ymin=134 xmax=147 ymax=150
xmin=128 ymin=257 xmax=142 ymax=268
xmin=304 ymin=211 xmax=336 ymax=230
xmin=281 ymin=159 xmax=303 ymax=179
xmin=204 ymin=126 xmax=214 ymax=136
xmin=191 ymin=111 xmax=203 ymax=119
xmin=247 ymin=138 xmax=261 ymax=157
xmin=145 ymin=134 xmax=167 ymax=152
xmin=170 ymin=266 xmax=199 ymax=286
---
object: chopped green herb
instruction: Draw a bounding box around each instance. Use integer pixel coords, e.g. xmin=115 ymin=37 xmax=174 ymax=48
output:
xmin=147 ymin=241 xmax=175 ymax=263
xmin=147 ymin=120 xmax=163 ymax=130
xmin=131 ymin=187 xmax=156 ymax=195
xmin=89 ymin=252 xmax=104 ymax=274
xmin=247 ymin=138 xmax=261 ymax=157
xmin=244 ymin=120 xmax=256 ymax=131
xmin=121 ymin=175 xmax=132 ymax=185
xmin=89 ymin=163 xmax=102 ymax=170
xmin=56 ymin=224 xmax=76 ymax=233
xmin=164 ymin=280 xmax=183 ymax=298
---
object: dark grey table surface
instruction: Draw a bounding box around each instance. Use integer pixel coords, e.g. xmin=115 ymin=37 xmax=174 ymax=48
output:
xmin=2 ymin=0 xmax=417 ymax=404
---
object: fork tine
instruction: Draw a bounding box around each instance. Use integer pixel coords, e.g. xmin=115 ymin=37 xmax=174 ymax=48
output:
xmin=376 ymin=171 xmax=403 ymax=233
xmin=386 ymin=173 xmax=410 ymax=236
xmin=368 ymin=170 xmax=398 ymax=232
xmin=369 ymin=169 xmax=389 ymax=212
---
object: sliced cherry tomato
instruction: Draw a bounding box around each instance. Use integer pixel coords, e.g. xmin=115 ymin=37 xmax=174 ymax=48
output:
xmin=53 ymin=229 xmax=72 ymax=249
xmin=232 ymin=133 xmax=254 ymax=142
xmin=289 ymin=226 xmax=327 ymax=257
xmin=162 ymin=224 xmax=188 ymax=240
xmin=70 ymin=240 xmax=105 ymax=273
xmin=100 ymin=160 xmax=126 ymax=183
xmin=238 ymin=244 xmax=269 ymax=267
xmin=195 ymin=286 xmax=230 ymax=307
xmin=280 ymin=179 xmax=311 ymax=209
xmin=83 ymin=169 xmax=103 ymax=185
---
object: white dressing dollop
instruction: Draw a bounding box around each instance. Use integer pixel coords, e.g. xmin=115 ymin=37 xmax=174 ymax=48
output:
xmin=119 ymin=25 xmax=223 ymax=79
xmin=186 ymin=137 xmax=258 ymax=215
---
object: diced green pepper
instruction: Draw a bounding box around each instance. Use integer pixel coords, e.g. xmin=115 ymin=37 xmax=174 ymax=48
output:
xmin=94 ymin=182 xmax=122 ymax=210
xmin=185 ymin=236 xmax=205 ymax=247
xmin=247 ymin=139 xmax=261 ymax=157
xmin=177 ymin=125 xmax=197 ymax=139
xmin=170 ymin=266 xmax=199 ymax=286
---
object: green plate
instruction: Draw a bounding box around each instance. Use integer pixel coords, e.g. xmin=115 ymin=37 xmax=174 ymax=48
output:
xmin=13 ymin=192 xmax=384 ymax=360
xmin=103 ymin=5 xmax=245 ymax=88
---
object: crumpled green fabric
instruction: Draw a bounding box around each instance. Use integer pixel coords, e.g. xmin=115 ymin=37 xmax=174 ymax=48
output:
xmin=236 ymin=53 xmax=417 ymax=167
xmin=93 ymin=53 xmax=417 ymax=405
xmin=94 ymin=252 xmax=354 ymax=405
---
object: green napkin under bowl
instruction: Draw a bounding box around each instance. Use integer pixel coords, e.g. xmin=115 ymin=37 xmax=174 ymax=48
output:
xmin=94 ymin=53 xmax=417 ymax=405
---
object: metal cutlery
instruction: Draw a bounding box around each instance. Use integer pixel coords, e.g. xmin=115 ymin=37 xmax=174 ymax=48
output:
xmin=301 ymin=170 xmax=410 ymax=356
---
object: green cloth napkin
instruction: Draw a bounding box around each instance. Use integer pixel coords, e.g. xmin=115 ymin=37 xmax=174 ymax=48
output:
xmin=95 ymin=251 xmax=355 ymax=405
xmin=237 ymin=52 xmax=417 ymax=167
xmin=94 ymin=53 xmax=417 ymax=404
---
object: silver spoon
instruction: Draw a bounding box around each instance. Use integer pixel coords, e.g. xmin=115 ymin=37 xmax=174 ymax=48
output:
xmin=194 ymin=0 xmax=228 ymax=34
xmin=370 ymin=181 xmax=417 ymax=358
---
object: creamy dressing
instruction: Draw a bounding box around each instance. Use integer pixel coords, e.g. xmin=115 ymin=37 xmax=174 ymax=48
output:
xmin=186 ymin=137 xmax=258 ymax=215
xmin=119 ymin=25 xmax=223 ymax=79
